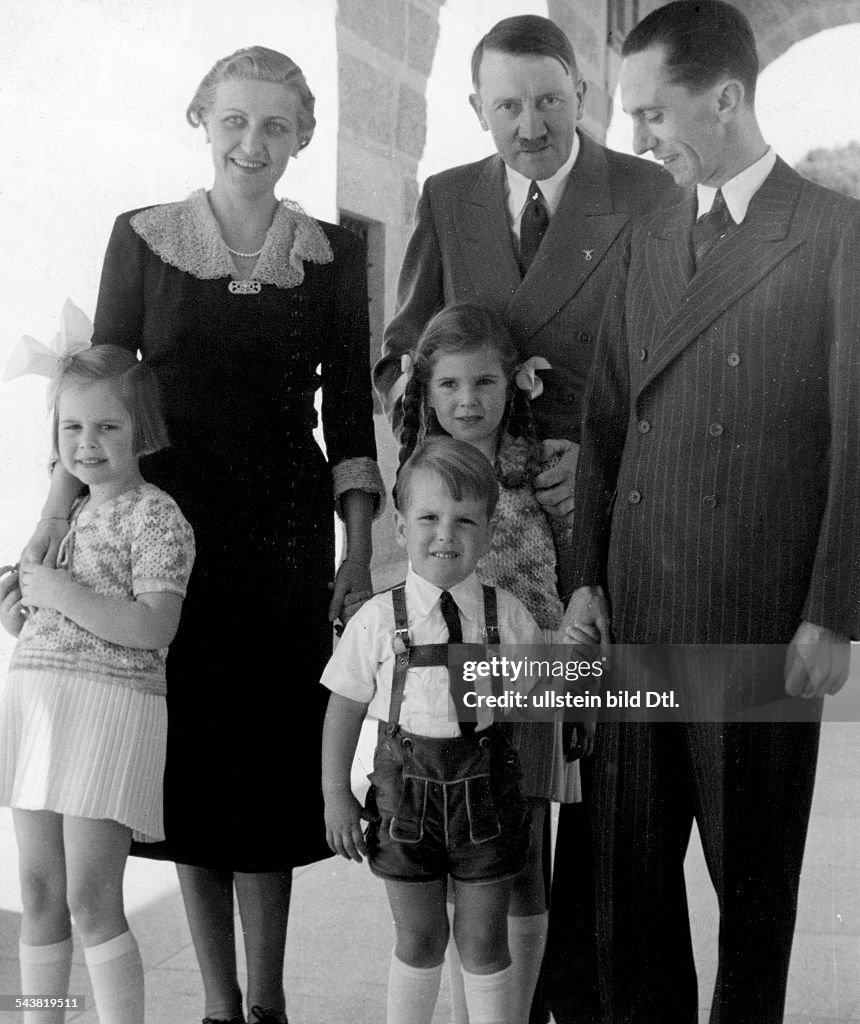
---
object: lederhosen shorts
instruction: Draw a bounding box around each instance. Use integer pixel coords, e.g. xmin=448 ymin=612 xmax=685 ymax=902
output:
xmin=363 ymin=584 xmax=531 ymax=884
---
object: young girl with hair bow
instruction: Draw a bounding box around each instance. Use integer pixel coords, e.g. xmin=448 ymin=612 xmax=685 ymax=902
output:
xmin=1 ymin=305 xmax=195 ymax=1024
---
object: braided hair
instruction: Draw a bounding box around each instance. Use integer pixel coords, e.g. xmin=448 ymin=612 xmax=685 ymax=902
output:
xmin=397 ymin=303 xmax=543 ymax=491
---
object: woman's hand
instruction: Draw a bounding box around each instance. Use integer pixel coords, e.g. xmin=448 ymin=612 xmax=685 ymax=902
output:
xmin=0 ymin=566 xmax=26 ymax=637
xmin=21 ymin=519 xmax=69 ymax=569
xmin=328 ymin=559 xmax=372 ymax=630
xmin=19 ymin=563 xmax=72 ymax=612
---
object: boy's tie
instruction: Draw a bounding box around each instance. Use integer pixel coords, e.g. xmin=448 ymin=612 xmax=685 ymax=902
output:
xmin=440 ymin=590 xmax=476 ymax=736
xmin=519 ymin=181 xmax=549 ymax=274
xmin=692 ymin=188 xmax=732 ymax=268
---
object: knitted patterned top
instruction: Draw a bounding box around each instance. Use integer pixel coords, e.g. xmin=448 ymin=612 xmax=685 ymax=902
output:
xmin=477 ymin=434 xmax=565 ymax=631
xmin=10 ymin=484 xmax=195 ymax=696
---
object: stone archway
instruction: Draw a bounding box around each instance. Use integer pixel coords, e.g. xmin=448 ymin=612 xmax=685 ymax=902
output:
xmin=603 ymin=0 xmax=860 ymax=108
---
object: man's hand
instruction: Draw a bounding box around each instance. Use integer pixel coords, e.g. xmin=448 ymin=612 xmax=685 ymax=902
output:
xmin=561 ymin=585 xmax=612 ymax=665
xmin=534 ymin=439 xmax=578 ymax=522
xmin=784 ymin=621 xmax=851 ymax=699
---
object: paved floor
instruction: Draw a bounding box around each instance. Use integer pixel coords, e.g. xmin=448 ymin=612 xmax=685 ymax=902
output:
xmin=0 ymin=701 xmax=858 ymax=1024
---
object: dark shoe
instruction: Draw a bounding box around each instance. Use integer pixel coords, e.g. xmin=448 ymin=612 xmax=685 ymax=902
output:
xmin=202 ymin=1017 xmax=245 ymax=1024
xmin=248 ymin=1008 xmax=287 ymax=1024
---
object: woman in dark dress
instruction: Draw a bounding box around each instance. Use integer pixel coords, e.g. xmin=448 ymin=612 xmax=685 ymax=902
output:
xmin=26 ymin=47 xmax=383 ymax=1024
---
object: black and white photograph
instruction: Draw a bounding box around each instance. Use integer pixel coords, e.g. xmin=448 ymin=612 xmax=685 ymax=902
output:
xmin=0 ymin=2 xmax=858 ymax=1022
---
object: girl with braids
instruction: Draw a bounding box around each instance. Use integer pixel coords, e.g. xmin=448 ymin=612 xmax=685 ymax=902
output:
xmin=398 ymin=302 xmax=579 ymax=1024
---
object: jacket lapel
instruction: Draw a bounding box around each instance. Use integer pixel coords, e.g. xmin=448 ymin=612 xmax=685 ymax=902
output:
xmin=454 ymin=156 xmax=522 ymax=304
xmin=638 ymin=160 xmax=805 ymax=398
xmin=508 ymin=134 xmax=629 ymax=338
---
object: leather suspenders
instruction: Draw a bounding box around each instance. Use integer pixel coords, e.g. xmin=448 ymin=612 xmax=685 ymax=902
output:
xmin=384 ymin=584 xmax=500 ymax=734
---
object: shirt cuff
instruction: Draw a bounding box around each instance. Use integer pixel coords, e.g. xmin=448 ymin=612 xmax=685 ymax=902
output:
xmin=332 ymin=457 xmax=386 ymax=520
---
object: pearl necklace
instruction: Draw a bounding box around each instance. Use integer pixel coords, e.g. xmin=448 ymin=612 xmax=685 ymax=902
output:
xmin=225 ymin=243 xmax=264 ymax=259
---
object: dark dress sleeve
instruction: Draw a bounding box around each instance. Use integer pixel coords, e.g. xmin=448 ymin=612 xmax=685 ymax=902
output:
xmin=92 ymin=211 xmax=146 ymax=353
xmin=319 ymin=225 xmax=384 ymax=514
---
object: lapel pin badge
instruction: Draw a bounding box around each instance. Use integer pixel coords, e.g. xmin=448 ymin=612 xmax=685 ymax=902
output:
xmin=582 ymin=248 xmax=594 ymax=261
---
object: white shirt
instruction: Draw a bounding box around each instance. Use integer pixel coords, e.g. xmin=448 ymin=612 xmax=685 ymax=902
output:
xmin=320 ymin=567 xmax=542 ymax=737
xmin=506 ymin=131 xmax=581 ymax=244
xmin=696 ymin=145 xmax=777 ymax=224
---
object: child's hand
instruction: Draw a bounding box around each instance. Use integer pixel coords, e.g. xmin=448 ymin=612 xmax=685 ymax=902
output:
xmin=0 ymin=566 xmax=26 ymax=637
xmin=324 ymin=790 xmax=370 ymax=863
xmin=18 ymin=562 xmax=72 ymax=612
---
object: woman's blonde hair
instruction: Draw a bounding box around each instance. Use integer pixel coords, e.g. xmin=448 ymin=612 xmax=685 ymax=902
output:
xmin=186 ymin=46 xmax=316 ymax=150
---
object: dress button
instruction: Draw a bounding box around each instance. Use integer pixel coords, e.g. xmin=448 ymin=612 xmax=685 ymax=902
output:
xmin=638 ymin=420 xmax=651 ymax=434
xmin=727 ymin=352 xmax=741 ymax=367
xmin=702 ymin=494 xmax=717 ymax=509
xmin=639 ymin=348 xmax=648 ymax=361
xmin=628 ymin=490 xmax=642 ymax=504
xmin=578 ymin=331 xmax=592 ymax=344
xmin=708 ymin=423 xmax=724 ymax=437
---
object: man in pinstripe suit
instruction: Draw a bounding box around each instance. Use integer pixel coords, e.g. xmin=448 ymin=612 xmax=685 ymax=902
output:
xmin=562 ymin=3 xmax=859 ymax=1021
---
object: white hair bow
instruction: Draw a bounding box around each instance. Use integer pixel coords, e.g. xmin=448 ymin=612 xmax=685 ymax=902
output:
xmin=3 ymin=299 xmax=93 ymax=407
xmin=515 ymin=356 xmax=552 ymax=399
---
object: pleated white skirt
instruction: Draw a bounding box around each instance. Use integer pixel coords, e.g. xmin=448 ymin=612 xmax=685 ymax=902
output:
xmin=0 ymin=668 xmax=166 ymax=842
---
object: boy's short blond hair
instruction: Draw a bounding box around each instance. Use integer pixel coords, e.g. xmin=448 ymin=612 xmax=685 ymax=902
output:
xmin=394 ymin=437 xmax=499 ymax=518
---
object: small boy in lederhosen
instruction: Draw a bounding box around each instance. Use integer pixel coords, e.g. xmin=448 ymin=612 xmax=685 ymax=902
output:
xmin=321 ymin=436 xmax=549 ymax=1024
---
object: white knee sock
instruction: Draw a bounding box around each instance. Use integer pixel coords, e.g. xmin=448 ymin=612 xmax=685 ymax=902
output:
xmin=507 ymin=912 xmax=548 ymax=1024
xmin=19 ymin=938 xmax=73 ymax=1024
xmin=462 ymin=964 xmax=513 ymax=1024
xmin=387 ymin=953 xmax=443 ymax=1024
xmin=83 ymin=930 xmax=144 ymax=1024
xmin=445 ymin=903 xmax=469 ymax=1024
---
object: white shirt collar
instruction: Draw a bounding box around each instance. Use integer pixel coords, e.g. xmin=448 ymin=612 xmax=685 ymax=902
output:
xmin=405 ymin=566 xmax=485 ymax=626
xmin=506 ymin=130 xmax=581 ymax=222
xmin=696 ymin=146 xmax=777 ymax=224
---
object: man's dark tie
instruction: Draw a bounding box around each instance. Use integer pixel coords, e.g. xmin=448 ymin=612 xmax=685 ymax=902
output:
xmin=692 ymin=188 xmax=732 ymax=268
xmin=440 ymin=590 xmax=475 ymax=736
xmin=519 ymin=181 xmax=549 ymax=274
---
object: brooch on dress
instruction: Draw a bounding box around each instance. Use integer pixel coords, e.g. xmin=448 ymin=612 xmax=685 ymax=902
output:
xmin=228 ymin=280 xmax=262 ymax=295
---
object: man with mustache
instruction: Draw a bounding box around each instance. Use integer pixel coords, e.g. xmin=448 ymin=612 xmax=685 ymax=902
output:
xmin=374 ymin=15 xmax=676 ymax=1023
xmin=374 ymin=13 xmax=675 ymax=522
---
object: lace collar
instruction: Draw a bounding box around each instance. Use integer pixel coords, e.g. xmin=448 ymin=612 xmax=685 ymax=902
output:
xmin=130 ymin=188 xmax=333 ymax=289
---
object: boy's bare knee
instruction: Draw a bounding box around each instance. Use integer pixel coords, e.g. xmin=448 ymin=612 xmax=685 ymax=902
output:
xmin=395 ymin=919 xmax=449 ymax=968
xmin=453 ymin=917 xmax=508 ymax=971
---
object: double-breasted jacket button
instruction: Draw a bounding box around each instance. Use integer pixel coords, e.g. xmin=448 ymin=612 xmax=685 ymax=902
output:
xmin=702 ymin=494 xmax=718 ymax=509
xmin=638 ymin=420 xmax=651 ymax=434
xmin=639 ymin=348 xmax=648 ymax=361
xmin=578 ymin=331 xmax=592 ymax=344
xmin=727 ymin=352 xmax=741 ymax=367
xmin=708 ymin=423 xmax=724 ymax=437
xmin=628 ymin=490 xmax=643 ymax=504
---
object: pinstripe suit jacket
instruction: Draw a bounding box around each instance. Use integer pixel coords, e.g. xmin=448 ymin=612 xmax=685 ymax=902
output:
xmin=374 ymin=132 xmax=675 ymax=441
xmin=571 ymin=158 xmax=860 ymax=645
